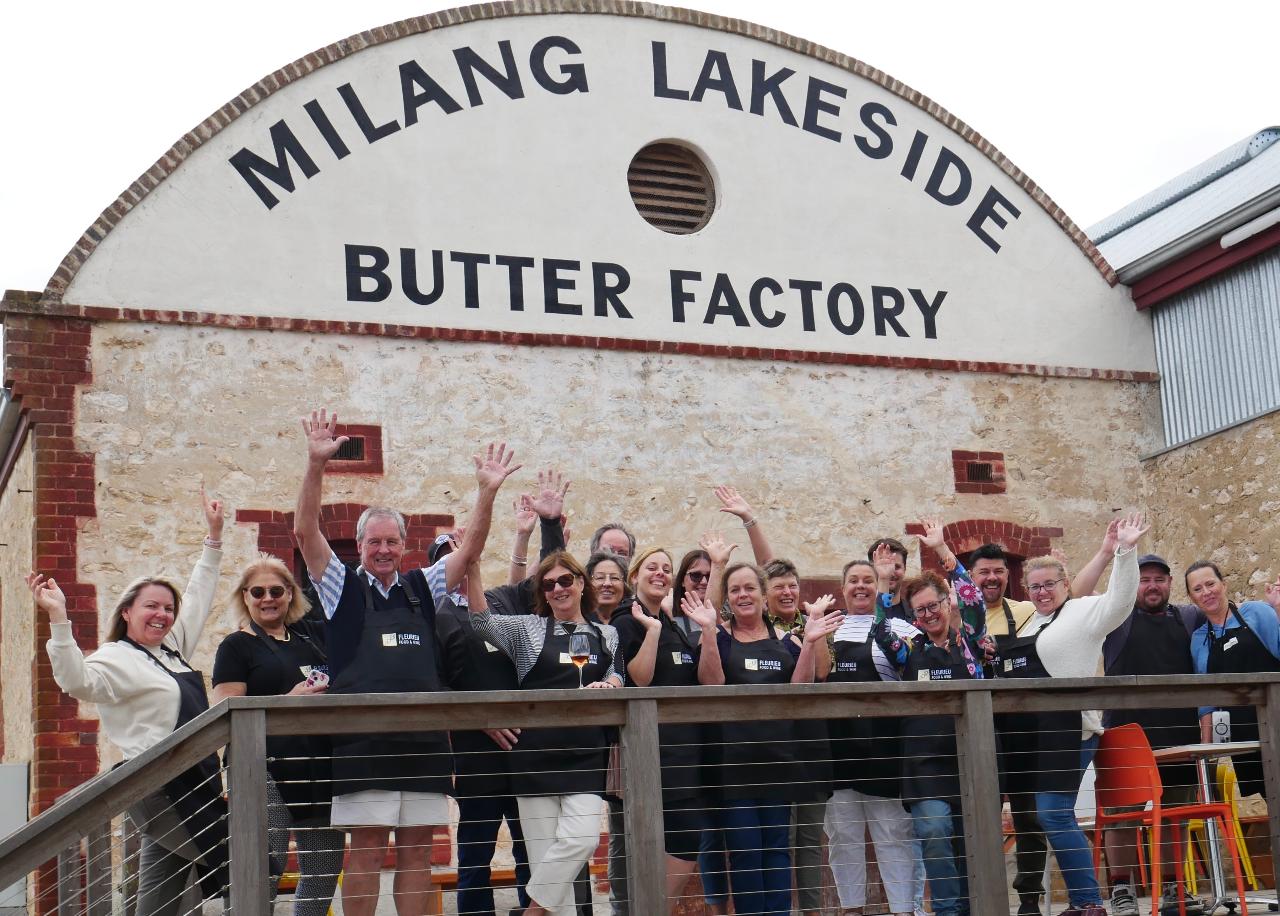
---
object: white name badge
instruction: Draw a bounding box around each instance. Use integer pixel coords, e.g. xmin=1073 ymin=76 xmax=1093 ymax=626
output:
xmin=484 ymin=641 xmax=500 ymax=653
xmin=300 ymin=665 xmax=313 ymax=677
xmin=672 ymin=651 xmax=684 ymax=665
xmin=745 ymin=658 xmax=759 ymax=671
xmin=918 ymin=669 xmax=931 ymax=681
xmin=1003 ymin=659 xmax=1013 ymax=672
xmin=560 ymin=652 xmax=572 ymax=664
xmin=382 ymin=633 xmax=397 ymax=647
xmin=1224 ymin=637 xmax=1239 ymax=651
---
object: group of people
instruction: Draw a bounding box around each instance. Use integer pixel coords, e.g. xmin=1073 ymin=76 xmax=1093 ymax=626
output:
xmin=30 ymin=407 xmax=1280 ymax=916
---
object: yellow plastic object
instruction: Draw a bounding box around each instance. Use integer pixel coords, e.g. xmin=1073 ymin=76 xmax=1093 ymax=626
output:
xmin=1182 ymin=818 xmax=1207 ymax=895
xmin=1217 ymin=762 xmax=1259 ymax=891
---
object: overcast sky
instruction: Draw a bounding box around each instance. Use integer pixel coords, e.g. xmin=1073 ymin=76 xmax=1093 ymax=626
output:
xmin=2 ymin=1 xmax=1276 ymax=292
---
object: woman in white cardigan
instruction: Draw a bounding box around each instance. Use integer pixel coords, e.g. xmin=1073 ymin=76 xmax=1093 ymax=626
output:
xmin=29 ymin=487 xmax=225 ymax=916
xmin=998 ymin=511 xmax=1146 ymax=916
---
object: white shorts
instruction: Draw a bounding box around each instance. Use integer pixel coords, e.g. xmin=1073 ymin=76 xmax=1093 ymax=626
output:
xmin=329 ymin=789 xmax=450 ymax=828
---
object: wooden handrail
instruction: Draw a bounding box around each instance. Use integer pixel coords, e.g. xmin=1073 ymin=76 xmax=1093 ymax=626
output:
xmin=2 ymin=672 xmax=1279 ymax=911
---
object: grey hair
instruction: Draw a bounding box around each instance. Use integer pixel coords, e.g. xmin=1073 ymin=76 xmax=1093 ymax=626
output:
xmin=356 ymin=507 xmax=407 ymax=542
xmin=590 ymin=523 xmax=636 ymax=558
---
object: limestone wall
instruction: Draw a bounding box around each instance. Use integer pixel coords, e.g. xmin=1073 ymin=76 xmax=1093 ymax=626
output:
xmin=68 ymin=320 xmax=1161 ymax=730
xmin=1143 ymin=410 xmax=1280 ymax=602
xmin=0 ymin=437 xmax=35 ymax=764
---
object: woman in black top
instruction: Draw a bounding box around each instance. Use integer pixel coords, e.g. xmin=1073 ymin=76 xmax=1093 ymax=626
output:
xmin=612 ymin=547 xmax=722 ymax=912
xmin=212 ymin=555 xmax=342 ymax=916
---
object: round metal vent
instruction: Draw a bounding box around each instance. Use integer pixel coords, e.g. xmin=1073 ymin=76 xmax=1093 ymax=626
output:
xmin=628 ymin=142 xmax=715 ymax=234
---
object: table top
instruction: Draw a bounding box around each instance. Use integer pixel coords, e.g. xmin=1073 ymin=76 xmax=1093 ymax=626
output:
xmin=1152 ymin=741 xmax=1260 ymax=763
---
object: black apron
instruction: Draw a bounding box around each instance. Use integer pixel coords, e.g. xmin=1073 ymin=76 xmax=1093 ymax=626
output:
xmin=1104 ymin=607 xmax=1200 ymax=789
xmin=327 ymin=571 xmax=453 ymax=796
xmin=509 ymin=616 xmax=612 ymax=797
xmin=1205 ymin=605 xmax=1280 ymax=796
xmin=899 ymin=633 xmax=977 ymax=804
xmin=828 ymin=621 xmax=902 ymax=798
xmin=122 ymin=639 xmax=229 ymax=900
xmin=246 ymin=620 xmax=334 ymax=824
xmin=641 ymin=613 xmax=706 ymax=804
xmin=719 ymin=626 xmax=816 ymax=802
xmin=436 ymin=596 xmax=522 ymax=799
xmin=997 ymin=608 xmax=1085 ymax=796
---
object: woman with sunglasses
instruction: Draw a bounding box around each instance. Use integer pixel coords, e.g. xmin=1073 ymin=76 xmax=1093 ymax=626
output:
xmin=211 ymin=555 xmax=343 ymax=916
xmin=610 ymin=547 xmax=723 ymax=912
xmin=997 ymin=512 xmax=1147 ymax=916
xmin=467 ymin=550 xmax=621 ymax=916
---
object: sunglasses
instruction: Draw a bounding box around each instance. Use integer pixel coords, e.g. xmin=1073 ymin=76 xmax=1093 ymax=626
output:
xmin=686 ymin=571 xmax=710 ymax=585
xmin=540 ymin=573 xmax=578 ymax=593
xmin=246 ymin=585 xmax=288 ymax=600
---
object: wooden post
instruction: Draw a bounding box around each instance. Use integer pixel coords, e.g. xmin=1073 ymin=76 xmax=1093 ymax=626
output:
xmin=228 ymin=708 xmax=269 ymax=916
xmin=620 ymin=698 xmax=665 ymax=914
xmin=85 ymin=823 xmax=112 ymax=916
xmin=1258 ymin=683 xmax=1280 ymax=893
xmin=955 ymin=688 xmax=1007 ymax=915
xmin=56 ymin=844 xmax=79 ymax=916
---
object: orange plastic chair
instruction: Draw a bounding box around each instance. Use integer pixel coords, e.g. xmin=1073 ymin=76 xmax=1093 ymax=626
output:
xmin=1092 ymin=723 xmax=1251 ymax=916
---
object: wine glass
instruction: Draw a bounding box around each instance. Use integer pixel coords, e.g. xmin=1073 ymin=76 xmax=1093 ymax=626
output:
xmin=568 ymin=632 xmax=591 ymax=688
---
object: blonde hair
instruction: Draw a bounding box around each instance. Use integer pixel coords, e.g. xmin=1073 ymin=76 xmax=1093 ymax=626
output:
xmin=106 ymin=577 xmax=182 ymax=643
xmin=628 ymin=546 xmax=674 ymax=584
xmin=230 ymin=554 xmax=311 ymax=628
xmin=1024 ymin=555 xmax=1067 ymax=581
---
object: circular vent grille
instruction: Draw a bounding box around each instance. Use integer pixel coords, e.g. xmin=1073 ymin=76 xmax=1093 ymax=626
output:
xmin=628 ymin=142 xmax=715 ymax=234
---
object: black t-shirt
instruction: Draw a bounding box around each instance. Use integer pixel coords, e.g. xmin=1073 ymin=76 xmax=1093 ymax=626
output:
xmin=212 ymin=624 xmax=328 ymax=696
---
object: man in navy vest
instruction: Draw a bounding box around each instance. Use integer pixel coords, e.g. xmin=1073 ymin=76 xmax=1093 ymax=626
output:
xmin=294 ymin=408 xmax=519 ymax=916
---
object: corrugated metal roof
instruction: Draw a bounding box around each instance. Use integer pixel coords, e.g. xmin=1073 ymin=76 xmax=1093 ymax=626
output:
xmin=1089 ymin=128 xmax=1280 ymax=277
xmin=1091 ymin=129 xmax=1280 ymax=242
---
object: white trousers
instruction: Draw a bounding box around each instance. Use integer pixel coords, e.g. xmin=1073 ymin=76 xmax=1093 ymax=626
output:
xmin=517 ymin=793 xmax=604 ymax=915
xmin=825 ymin=787 xmax=916 ymax=913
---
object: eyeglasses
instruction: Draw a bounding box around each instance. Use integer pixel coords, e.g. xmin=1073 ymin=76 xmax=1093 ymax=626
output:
xmin=591 ymin=573 xmax=623 ymax=584
xmin=1027 ymin=579 xmax=1065 ymax=594
xmin=912 ymin=599 xmax=947 ymax=618
xmin=246 ymin=586 xmax=288 ymax=600
xmin=685 ymin=571 xmax=710 ymax=585
xmin=540 ymin=573 xmax=578 ymax=593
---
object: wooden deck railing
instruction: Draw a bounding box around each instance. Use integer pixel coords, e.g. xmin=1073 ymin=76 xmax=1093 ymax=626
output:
xmin=2 ymin=673 xmax=1279 ymax=915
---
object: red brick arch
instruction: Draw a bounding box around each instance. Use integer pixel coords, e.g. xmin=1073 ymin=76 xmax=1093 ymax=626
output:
xmin=236 ymin=504 xmax=455 ymax=571
xmin=907 ymin=518 xmax=1063 ymax=600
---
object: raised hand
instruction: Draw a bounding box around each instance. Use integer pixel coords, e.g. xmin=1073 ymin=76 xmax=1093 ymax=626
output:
xmin=1114 ymin=511 xmax=1150 ymax=551
xmin=803 ymin=594 xmax=836 ymax=620
xmin=699 ymin=530 xmax=737 ymax=567
xmin=918 ymin=516 xmax=946 ymax=551
xmin=631 ymin=602 xmax=662 ymax=633
xmin=514 ymin=494 xmax=537 ymax=537
xmin=301 ymin=408 xmax=348 ymax=464
xmin=530 ymin=468 xmax=570 ymax=519
xmin=1264 ymin=576 xmax=1280 ymax=611
xmin=473 ymin=442 xmax=522 ymax=493
xmin=27 ymin=572 xmax=69 ymax=623
xmin=200 ymin=481 xmax=224 ymax=541
xmin=872 ymin=542 xmax=899 ymax=581
xmin=803 ymin=604 xmax=842 ymax=644
xmin=713 ymin=485 xmax=754 ymax=522
xmin=1099 ymin=517 xmax=1121 ymax=554
xmin=681 ymin=592 xmax=721 ymax=631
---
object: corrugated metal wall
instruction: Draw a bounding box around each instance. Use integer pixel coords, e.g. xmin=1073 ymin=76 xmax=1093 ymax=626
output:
xmin=1154 ymin=248 xmax=1280 ymax=446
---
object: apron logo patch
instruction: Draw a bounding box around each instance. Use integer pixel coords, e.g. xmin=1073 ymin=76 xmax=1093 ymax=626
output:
xmin=928 ymin=668 xmax=953 ymax=680
xmin=672 ymin=651 xmax=692 ymax=665
xmin=917 ymin=669 xmax=931 ymax=681
xmin=382 ymin=633 xmax=397 ymax=647
xmin=836 ymin=661 xmax=858 ymax=671
xmin=383 ymin=633 xmax=420 ymax=647
xmin=751 ymin=658 xmax=782 ymax=671
xmin=744 ymin=658 xmax=758 ymax=671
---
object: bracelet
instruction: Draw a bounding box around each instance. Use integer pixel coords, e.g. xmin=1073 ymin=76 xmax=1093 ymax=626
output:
xmin=511 ymin=555 xmax=528 ymax=565
xmin=203 ymin=537 xmax=223 ymax=548
xmin=742 ymin=517 xmax=758 ymax=529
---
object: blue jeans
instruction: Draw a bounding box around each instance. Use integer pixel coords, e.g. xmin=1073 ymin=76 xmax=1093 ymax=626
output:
xmin=1035 ymin=790 xmax=1102 ymax=906
xmin=717 ymin=799 xmax=792 ymax=915
xmin=456 ymin=793 xmax=531 ymax=915
xmin=698 ymin=820 xmax=730 ymax=905
xmin=910 ymin=799 xmax=969 ymax=916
